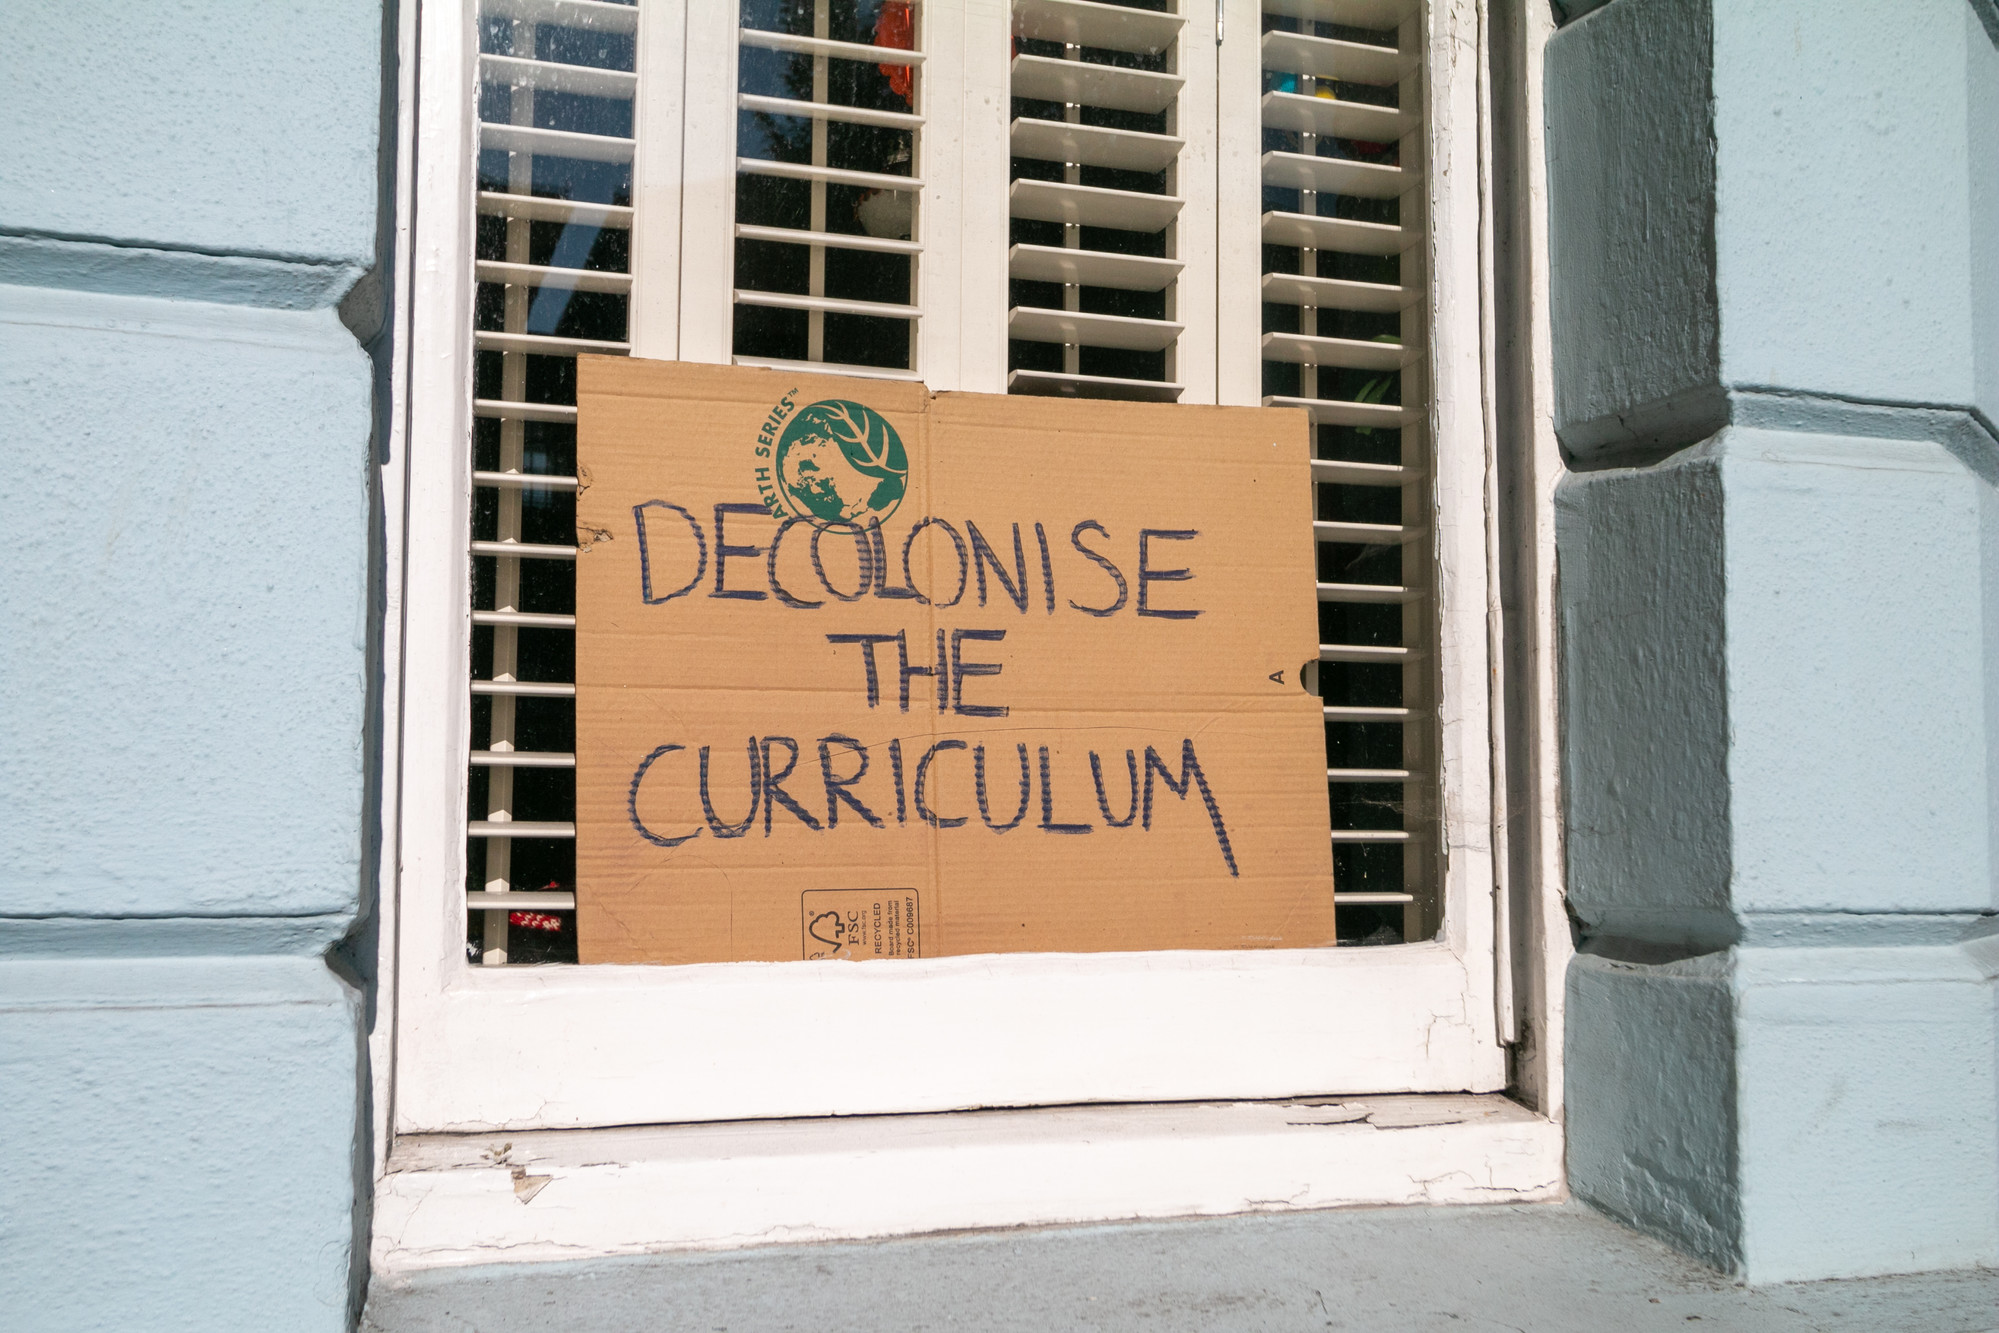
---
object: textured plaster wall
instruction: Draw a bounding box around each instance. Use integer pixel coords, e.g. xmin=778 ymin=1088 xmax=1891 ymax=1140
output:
xmin=0 ymin=2 xmax=386 ymax=1330
xmin=1565 ymin=954 xmax=1738 ymax=1272
xmin=1549 ymin=0 xmax=1999 ymax=463
xmin=1549 ymin=0 xmax=1999 ymax=1284
xmin=1974 ymin=13 xmax=1999 ymax=425
xmin=1556 ymin=430 xmax=1999 ymax=1281
xmin=1733 ymin=940 xmax=1999 ymax=1280
xmin=1 ymin=289 xmax=372 ymax=925
xmin=1710 ymin=3 xmax=1990 ymax=414
xmin=1 ymin=960 xmax=364 ymax=1330
xmin=1556 ymin=444 xmax=1731 ymax=949
xmin=0 ymin=0 xmax=381 ymax=292
xmin=1722 ymin=431 xmax=1991 ymax=918
xmin=1543 ymin=0 xmax=1721 ymax=458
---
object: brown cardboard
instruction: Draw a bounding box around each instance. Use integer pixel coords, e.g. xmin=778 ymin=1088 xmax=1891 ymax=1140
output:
xmin=572 ymin=357 xmax=1335 ymax=965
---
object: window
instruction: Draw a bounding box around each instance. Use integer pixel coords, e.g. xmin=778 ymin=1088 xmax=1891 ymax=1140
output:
xmin=390 ymin=0 xmax=1508 ymax=1134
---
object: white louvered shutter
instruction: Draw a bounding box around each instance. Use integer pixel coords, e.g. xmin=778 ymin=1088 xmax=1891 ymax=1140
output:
xmin=464 ymin=0 xmax=642 ymax=962
xmin=730 ymin=1 xmax=927 ymax=378
xmin=1005 ymin=0 xmax=1191 ymax=400
xmin=1252 ymin=0 xmax=1434 ymax=940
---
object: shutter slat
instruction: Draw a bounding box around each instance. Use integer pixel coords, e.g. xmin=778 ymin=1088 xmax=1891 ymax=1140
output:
xmin=1260 ymin=91 xmax=1410 ymax=144
xmin=467 ymin=822 xmax=578 ymax=839
xmin=1015 ymin=0 xmax=1183 ymax=54
xmin=1260 ymin=30 xmax=1413 ymax=87
xmin=735 ymin=224 xmax=922 ymax=256
xmin=476 ymin=260 xmax=632 ymax=293
xmin=738 ymin=28 xmax=925 ymax=65
xmin=470 ymin=751 xmax=578 ymax=768
xmin=479 ymin=122 xmax=635 ymax=164
xmin=472 ymin=467 xmax=581 ymax=488
xmin=737 ymin=93 xmax=922 ymax=131
xmin=1310 ymin=459 xmax=1417 ymax=486
xmin=1013 ymin=0 xmax=1184 ymax=55
xmin=1320 ymin=643 xmax=1413 ymax=662
xmin=473 ymin=610 xmax=578 ymax=628
xmin=1009 ymin=307 xmax=1183 ymax=352
xmin=1261 ymin=331 xmax=1412 ymax=370
xmin=474 ymin=331 xmax=630 ymax=356
xmin=1317 ymin=582 xmax=1421 ymax=604
xmin=1314 ymin=520 xmax=1421 ymax=546
xmin=1264 ymin=394 xmax=1412 ymax=428
xmin=479 ymin=53 xmax=637 ymax=99
xmin=1262 ymin=272 xmax=1417 ymax=313
xmin=472 ymin=681 xmax=577 ymax=698
xmin=466 ymin=890 xmax=577 ymax=909
xmin=1010 ymin=118 xmax=1184 ymax=173
xmin=1009 ymin=179 xmax=1184 ymax=231
xmin=477 ymin=191 xmax=633 ymax=228
xmin=1009 ymin=244 xmax=1182 ymax=291
xmin=733 ymin=356 xmax=926 ymax=382
xmin=735 ymin=290 xmax=922 ymax=320
xmin=481 ymin=0 xmax=638 ymax=35
xmin=1262 ymin=0 xmax=1419 ymax=30
xmin=1010 ymin=54 xmax=1182 ymax=114
xmin=473 ymin=401 xmax=580 ymax=424
xmin=1007 ymin=369 xmax=1184 ymax=401
xmin=1260 ymin=151 xmax=1410 ymax=200
xmin=737 ymin=158 xmax=922 ymax=192
xmin=1262 ymin=209 xmax=1410 ymax=256
xmin=470 ymin=539 xmax=580 ymax=560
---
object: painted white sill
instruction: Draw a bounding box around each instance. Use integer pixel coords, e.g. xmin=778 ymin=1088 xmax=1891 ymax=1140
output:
xmin=372 ymin=1093 xmax=1563 ymax=1272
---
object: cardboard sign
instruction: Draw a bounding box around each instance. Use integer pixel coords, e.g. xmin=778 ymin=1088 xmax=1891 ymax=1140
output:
xmin=572 ymin=358 xmax=1335 ymax=965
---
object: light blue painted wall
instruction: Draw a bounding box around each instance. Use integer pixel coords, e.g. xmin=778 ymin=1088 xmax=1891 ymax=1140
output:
xmin=1542 ymin=0 xmax=1721 ymax=459
xmin=1564 ymin=954 xmax=1738 ymax=1271
xmin=1974 ymin=12 xmax=1999 ymax=426
xmin=1550 ymin=0 xmax=1999 ymax=1284
xmin=1721 ymin=431 xmax=1991 ymax=918
xmin=1711 ymin=3 xmax=1988 ymax=411
xmin=0 ymin=288 xmax=372 ymax=925
xmin=1556 ymin=431 xmax=1999 ymax=1281
xmin=1733 ymin=939 xmax=1999 ymax=1279
xmin=0 ymin=1 xmax=381 ymax=272
xmin=1555 ymin=442 xmax=1733 ymax=950
xmin=1550 ymin=0 xmax=1999 ymax=464
xmin=0 ymin=960 xmax=362 ymax=1331
xmin=0 ymin=1 xmax=386 ymax=1328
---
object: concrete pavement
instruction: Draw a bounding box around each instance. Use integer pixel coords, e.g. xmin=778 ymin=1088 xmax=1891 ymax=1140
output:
xmin=364 ymin=1201 xmax=1998 ymax=1331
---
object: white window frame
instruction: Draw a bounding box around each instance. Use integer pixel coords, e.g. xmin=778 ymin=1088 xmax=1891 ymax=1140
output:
xmin=376 ymin=0 xmax=1538 ymax=1142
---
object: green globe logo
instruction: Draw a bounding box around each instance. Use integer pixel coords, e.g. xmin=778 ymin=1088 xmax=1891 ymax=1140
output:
xmin=773 ymin=399 xmax=908 ymax=529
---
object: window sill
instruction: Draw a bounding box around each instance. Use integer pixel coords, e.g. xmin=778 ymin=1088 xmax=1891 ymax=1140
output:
xmin=372 ymin=1093 xmax=1562 ymax=1272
